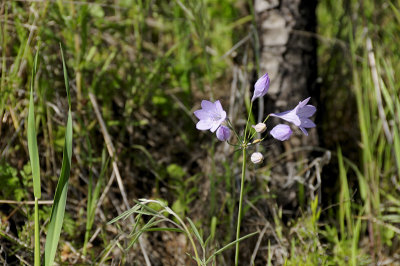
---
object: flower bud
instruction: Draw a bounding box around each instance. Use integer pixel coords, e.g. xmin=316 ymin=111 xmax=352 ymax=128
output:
xmin=251 ymin=73 xmax=270 ymax=102
xmin=251 ymin=152 xmax=264 ymax=164
xmin=252 ymin=123 xmax=267 ymax=133
xmin=216 ymin=125 xmax=231 ymax=141
xmin=270 ymin=124 xmax=292 ymax=141
xmin=252 ymin=139 xmax=262 ymax=144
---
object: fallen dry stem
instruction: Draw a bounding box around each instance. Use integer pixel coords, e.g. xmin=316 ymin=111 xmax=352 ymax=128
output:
xmin=89 ymin=92 xmax=151 ymax=266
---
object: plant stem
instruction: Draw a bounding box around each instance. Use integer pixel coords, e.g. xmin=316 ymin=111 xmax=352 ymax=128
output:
xmin=226 ymin=119 xmax=241 ymax=142
xmin=187 ymin=231 xmax=202 ymax=266
xmin=34 ymin=197 xmax=40 ymax=266
xmin=244 ymin=102 xmax=253 ymax=140
xmin=235 ymin=148 xmax=246 ymax=265
xmin=169 ymin=209 xmax=202 ymax=265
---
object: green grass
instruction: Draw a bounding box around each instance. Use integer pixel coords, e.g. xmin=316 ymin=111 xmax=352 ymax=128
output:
xmin=27 ymin=48 xmax=41 ymax=266
xmin=44 ymin=45 xmax=73 ymax=266
xmin=317 ymin=0 xmax=400 ymax=262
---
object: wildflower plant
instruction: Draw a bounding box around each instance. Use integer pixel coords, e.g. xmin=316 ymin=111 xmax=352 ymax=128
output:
xmin=193 ymin=73 xmax=316 ymax=265
xmin=110 ymin=73 xmax=316 ymax=265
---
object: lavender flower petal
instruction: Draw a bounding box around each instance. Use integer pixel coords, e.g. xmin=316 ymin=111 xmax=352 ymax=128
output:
xmin=215 ymin=100 xmax=224 ymax=113
xmin=297 ymin=105 xmax=316 ymax=117
xmin=270 ymin=124 xmax=292 ymax=141
xmin=194 ymin=110 xmax=209 ymax=120
xmin=216 ymin=125 xmax=231 ymax=141
xmin=196 ymin=120 xmax=213 ymax=130
xmin=300 ymin=118 xmax=316 ymax=128
xmin=270 ymin=97 xmax=316 ymax=135
xmin=270 ymin=110 xmax=301 ymax=126
xmin=201 ymin=100 xmax=216 ymax=112
xmin=297 ymin=97 xmax=311 ymax=108
xmin=194 ymin=100 xmax=227 ymax=133
xmin=299 ymin=127 xmax=309 ymax=136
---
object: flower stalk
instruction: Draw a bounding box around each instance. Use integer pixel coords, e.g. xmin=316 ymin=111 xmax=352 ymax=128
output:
xmin=34 ymin=197 xmax=40 ymax=266
xmin=235 ymin=147 xmax=247 ymax=266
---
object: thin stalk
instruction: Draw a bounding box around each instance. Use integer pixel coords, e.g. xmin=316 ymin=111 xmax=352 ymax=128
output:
xmin=169 ymin=210 xmax=201 ymax=265
xmin=244 ymin=102 xmax=253 ymax=141
xmin=82 ymin=172 xmax=92 ymax=256
xmin=249 ymin=115 xmax=270 ymax=140
xmin=187 ymin=231 xmax=202 ymax=266
xmin=226 ymin=119 xmax=241 ymax=143
xmin=34 ymin=197 xmax=40 ymax=266
xmin=235 ymin=148 xmax=246 ymax=265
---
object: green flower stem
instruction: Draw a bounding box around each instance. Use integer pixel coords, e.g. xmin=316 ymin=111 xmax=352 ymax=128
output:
xmin=262 ymin=114 xmax=270 ymax=124
xmin=34 ymin=197 xmax=40 ymax=266
xmin=249 ymin=115 xmax=270 ymax=140
xmin=244 ymin=102 xmax=254 ymax=141
xmin=235 ymin=148 xmax=246 ymax=266
xmin=226 ymin=119 xmax=241 ymax=143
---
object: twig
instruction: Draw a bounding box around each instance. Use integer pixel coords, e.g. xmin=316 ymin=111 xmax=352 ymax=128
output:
xmin=245 ymin=200 xmax=282 ymax=246
xmin=168 ymin=92 xmax=197 ymax=124
xmin=15 ymin=255 xmax=32 ymax=266
xmin=89 ymin=92 xmax=130 ymax=210
xmin=64 ymin=241 xmax=92 ymax=264
xmin=98 ymin=235 xmax=125 ymax=266
xmin=0 ymin=229 xmax=30 ymax=249
xmin=358 ymin=216 xmax=400 ymax=235
xmin=1 ymin=118 xmax=25 ymax=157
xmin=0 ymin=200 xmax=53 ymax=205
xmin=89 ymin=227 xmax=102 ymax=244
xmin=221 ymin=33 xmax=251 ymax=59
xmin=249 ymin=223 xmax=267 ymax=266
xmin=96 ymin=171 xmax=116 ymax=213
xmin=88 ymin=92 xmax=151 ymax=266
xmin=366 ymin=36 xmax=392 ymax=143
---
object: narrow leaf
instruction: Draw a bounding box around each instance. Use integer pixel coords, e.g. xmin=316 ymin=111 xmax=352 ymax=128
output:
xmin=205 ymin=231 xmax=258 ymax=264
xmin=44 ymin=110 xmax=72 ymax=266
xmin=59 ymin=44 xmax=71 ymax=108
xmin=144 ymin=228 xmax=184 ymax=233
xmin=187 ymin=217 xmax=204 ymax=246
xmin=44 ymin=46 xmax=73 ymax=266
xmin=28 ymin=51 xmax=41 ymax=199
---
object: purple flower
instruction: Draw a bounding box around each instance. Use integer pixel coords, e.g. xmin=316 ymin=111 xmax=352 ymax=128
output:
xmin=270 ymin=124 xmax=292 ymax=141
xmin=270 ymin=97 xmax=316 ymax=136
xmin=216 ymin=125 xmax=231 ymax=141
xmin=194 ymin=100 xmax=227 ymax=132
xmin=251 ymin=73 xmax=270 ymax=102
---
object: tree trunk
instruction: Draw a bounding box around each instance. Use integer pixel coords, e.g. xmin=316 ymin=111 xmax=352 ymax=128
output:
xmin=255 ymin=0 xmax=318 ymax=147
xmin=254 ymin=0 xmax=321 ymax=219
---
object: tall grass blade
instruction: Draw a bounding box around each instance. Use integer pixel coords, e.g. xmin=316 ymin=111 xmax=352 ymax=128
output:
xmin=28 ymin=51 xmax=41 ymax=199
xmin=351 ymin=208 xmax=364 ymax=266
xmin=28 ymin=50 xmax=41 ymax=266
xmin=337 ymin=146 xmax=353 ymax=238
xmin=44 ymin=45 xmax=73 ymax=266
